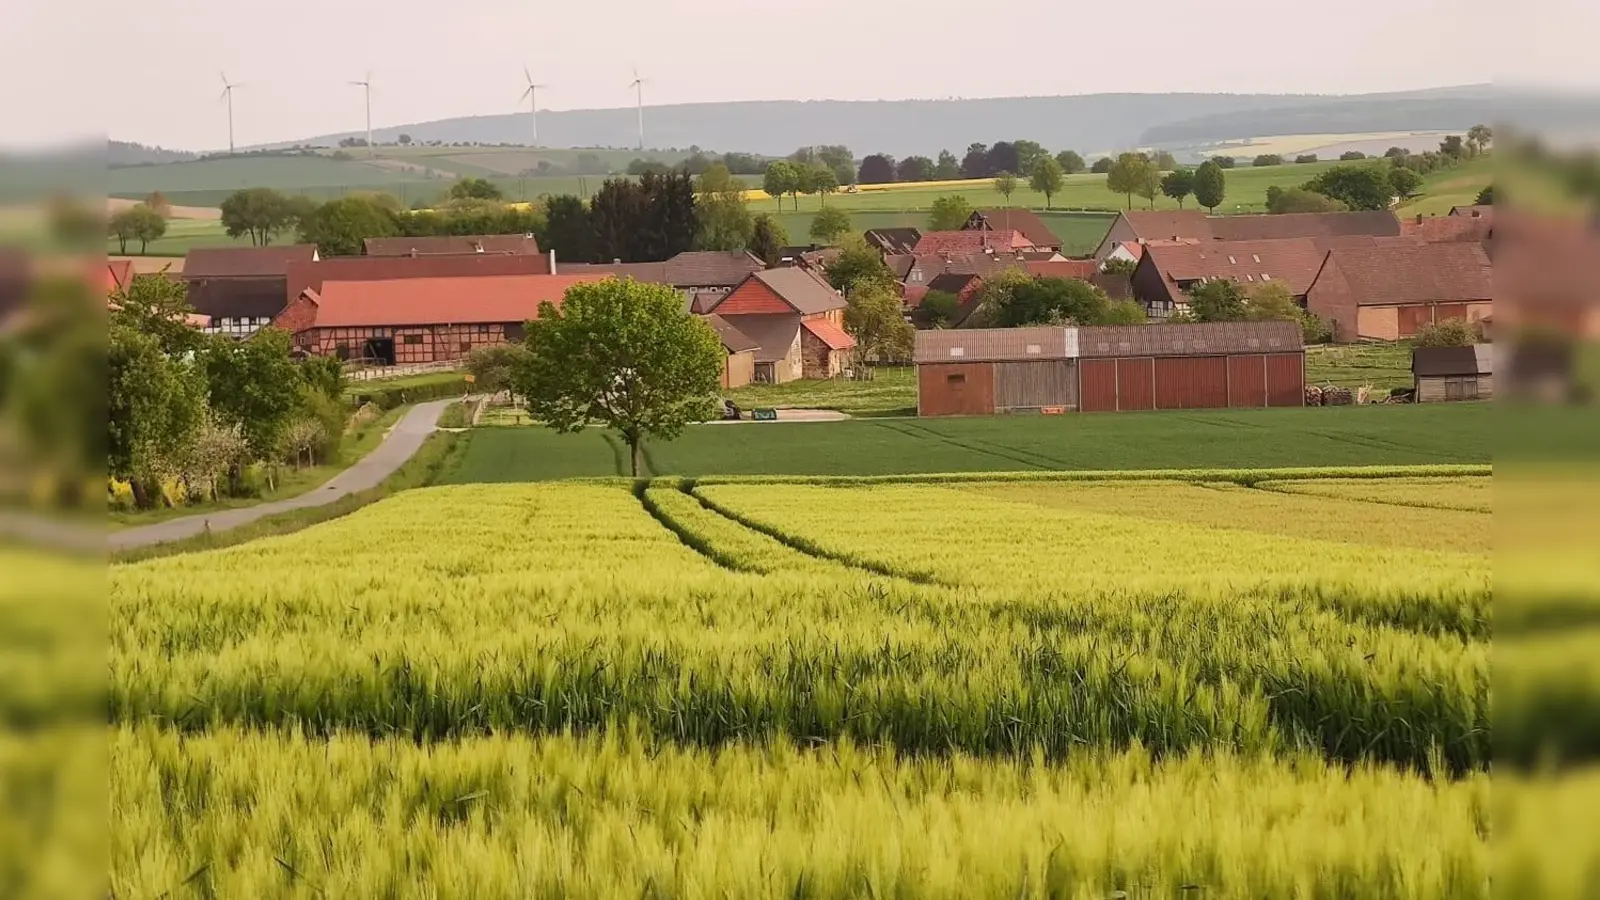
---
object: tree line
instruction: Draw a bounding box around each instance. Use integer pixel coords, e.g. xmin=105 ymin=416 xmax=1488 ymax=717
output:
xmin=109 ymin=275 xmax=351 ymax=510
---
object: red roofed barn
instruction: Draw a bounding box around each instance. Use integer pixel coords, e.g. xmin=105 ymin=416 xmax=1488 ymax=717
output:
xmin=702 ymin=268 xmax=855 ymax=382
xmin=1305 ymin=242 xmax=1493 ymax=341
xmin=275 ymin=273 xmax=606 ymax=364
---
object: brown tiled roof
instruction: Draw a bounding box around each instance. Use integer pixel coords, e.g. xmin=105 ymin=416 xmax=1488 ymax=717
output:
xmin=703 ymin=314 xmax=760 ymax=353
xmin=864 ymin=228 xmax=922 ymax=255
xmin=184 ymin=245 xmax=319 ymax=279
xmin=926 ymin=273 xmax=980 ymax=295
xmin=1315 ymin=242 xmax=1492 ymax=306
xmin=748 ymin=267 xmax=847 ymax=315
xmin=1449 ymin=205 xmax=1494 ymax=219
xmin=1077 ymin=321 xmax=1302 ymax=357
xmin=187 ymin=277 xmax=293 ymax=320
xmin=304 ymin=274 xmax=609 ymax=328
xmin=1400 ymin=214 xmax=1493 ymax=244
xmin=802 ymin=318 xmax=857 ymax=351
xmin=662 ymin=250 xmax=766 ymax=287
xmin=885 ymin=253 xmax=917 ymax=280
xmin=1143 ymin=238 xmax=1331 ymax=295
xmin=1210 ymin=211 xmax=1401 ymax=241
xmin=554 ymin=261 xmax=669 ymax=281
xmin=726 ymin=315 xmax=802 ymax=363
xmin=968 ymin=209 xmax=1062 ymax=248
xmin=110 ymin=255 xmax=185 ymax=276
xmin=914 ymin=230 xmax=1029 ymax=254
xmin=1118 ymin=210 xmax=1401 ymax=244
xmin=1025 ymin=259 xmax=1098 ymax=279
xmin=1090 ymin=272 xmax=1134 ymax=301
xmin=363 ymin=234 xmax=541 ymax=256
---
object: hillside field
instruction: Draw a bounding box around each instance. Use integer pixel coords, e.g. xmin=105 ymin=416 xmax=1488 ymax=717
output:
xmin=108 ymin=465 xmax=1500 ymax=896
xmin=444 ymin=403 xmax=1490 ymax=482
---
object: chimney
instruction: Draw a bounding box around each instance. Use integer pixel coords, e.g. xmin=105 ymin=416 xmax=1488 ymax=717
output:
xmin=1416 ymin=214 xmax=1424 ymax=224
xmin=549 ymin=249 xmax=556 ymax=273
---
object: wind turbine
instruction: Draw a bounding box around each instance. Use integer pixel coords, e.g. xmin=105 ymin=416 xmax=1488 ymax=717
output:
xmin=628 ymin=67 xmax=648 ymax=151
xmin=349 ymin=72 xmax=374 ymax=156
xmin=219 ymin=72 xmax=240 ymax=155
xmin=519 ymin=67 xmax=548 ymax=146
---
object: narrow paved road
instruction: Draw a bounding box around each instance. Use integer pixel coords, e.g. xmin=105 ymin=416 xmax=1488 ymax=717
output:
xmin=108 ymin=399 xmax=455 ymax=551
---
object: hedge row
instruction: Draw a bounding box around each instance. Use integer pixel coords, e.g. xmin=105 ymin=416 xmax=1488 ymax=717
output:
xmin=348 ymin=377 xmax=470 ymax=411
xmin=687 ymin=464 xmax=1492 ymax=488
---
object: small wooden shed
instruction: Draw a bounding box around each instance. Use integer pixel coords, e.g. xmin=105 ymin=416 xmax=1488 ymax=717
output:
xmin=1412 ymin=345 xmax=1494 ymax=401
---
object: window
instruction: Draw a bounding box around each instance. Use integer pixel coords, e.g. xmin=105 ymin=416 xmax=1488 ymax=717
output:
xmin=1252 ymin=254 xmax=1261 ymax=264
xmin=946 ymin=373 xmax=966 ymax=384
xmin=1261 ymin=273 xmax=1271 ymax=281
xmin=1245 ymin=274 xmax=1255 ymax=282
xmin=402 ymin=334 xmax=423 ymax=345
xmin=1227 ymin=255 xmax=1237 ymax=264
xmin=478 ymin=325 xmax=490 ymax=334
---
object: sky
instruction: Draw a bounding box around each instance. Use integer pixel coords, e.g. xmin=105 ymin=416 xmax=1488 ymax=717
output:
xmin=6 ymin=0 xmax=1597 ymax=151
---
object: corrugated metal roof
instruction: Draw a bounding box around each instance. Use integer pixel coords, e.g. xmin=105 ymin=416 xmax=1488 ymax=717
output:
xmin=1077 ymin=321 xmax=1303 ymax=357
xmin=914 ymin=327 xmax=1073 ymax=363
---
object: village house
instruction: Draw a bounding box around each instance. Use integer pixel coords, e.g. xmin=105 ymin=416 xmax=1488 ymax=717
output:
xmin=701 ymin=268 xmax=855 ymax=383
xmin=181 ymin=245 xmax=320 ymax=339
xmin=273 ymin=273 xmax=606 ymax=364
xmin=1131 ymin=238 xmax=1332 ymax=318
xmin=1304 ymin=241 xmax=1493 ymax=342
xmin=964 ymin=209 xmax=1063 ymax=252
xmin=1411 ymin=345 xmax=1495 ymax=402
xmin=284 ymin=252 xmax=555 ymax=310
xmin=362 ymin=234 xmax=543 ymax=257
xmin=1093 ymin=209 xmax=1402 ymax=260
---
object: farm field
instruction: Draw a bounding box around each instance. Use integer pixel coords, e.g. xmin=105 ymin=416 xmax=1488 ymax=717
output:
xmin=444 ymin=402 xmax=1490 ymax=482
xmin=110 ymin=471 xmax=1496 ymax=896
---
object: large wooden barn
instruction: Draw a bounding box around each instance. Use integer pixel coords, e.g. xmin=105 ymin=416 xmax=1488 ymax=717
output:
xmin=914 ymin=322 xmax=1304 ymax=416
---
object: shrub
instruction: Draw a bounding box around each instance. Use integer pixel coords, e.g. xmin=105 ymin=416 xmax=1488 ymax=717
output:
xmin=1414 ymin=318 xmax=1478 ymax=348
xmin=1339 ymin=151 xmax=1368 ymax=161
xmin=1252 ymin=154 xmax=1284 ymax=167
xmin=1294 ymin=154 xmax=1319 ymax=164
xmin=350 ymin=377 xmax=470 ymax=410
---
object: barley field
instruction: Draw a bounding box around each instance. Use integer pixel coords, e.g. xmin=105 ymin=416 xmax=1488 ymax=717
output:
xmin=110 ymin=469 xmax=1503 ymax=897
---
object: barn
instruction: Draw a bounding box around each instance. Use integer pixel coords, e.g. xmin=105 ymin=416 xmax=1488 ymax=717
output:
xmin=1412 ymin=345 xmax=1494 ymax=402
xmin=914 ymin=322 xmax=1304 ymax=417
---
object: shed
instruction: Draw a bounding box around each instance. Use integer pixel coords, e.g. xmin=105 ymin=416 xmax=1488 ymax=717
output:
xmin=914 ymin=321 xmax=1304 ymax=417
xmin=1412 ymin=345 xmax=1494 ymax=402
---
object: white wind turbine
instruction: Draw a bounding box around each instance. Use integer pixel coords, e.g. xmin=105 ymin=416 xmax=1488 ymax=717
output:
xmin=349 ymin=72 xmax=374 ymax=156
xmin=628 ymin=66 xmax=648 ymax=151
xmin=519 ymin=67 xmax=548 ymax=146
xmin=219 ymin=72 xmax=241 ymax=154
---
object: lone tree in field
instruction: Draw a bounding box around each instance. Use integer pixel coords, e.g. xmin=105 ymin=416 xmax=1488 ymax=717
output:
xmin=992 ymin=171 xmax=1019 ymax=204
xmin=1029 ymin=157 xmax=1065 ymax=208
xmin=1160 ymin=167 xmax=1195 ymax=208
xmin=1193 ymin=160 xmax=1227 ymax=213
xmin=514 ymin=279 xmax=724 ymax=477
xmin=1106 ymin=153 xmax=1157 ymax=209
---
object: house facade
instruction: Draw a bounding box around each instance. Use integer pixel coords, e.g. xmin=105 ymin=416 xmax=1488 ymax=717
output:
xmin=702 ymin=268 xmax=855 ymax=383
xmin=182 ymin=244 xmax=320 ymax=340
xmin=1131 ymin=238 xmax=1330 ymax=318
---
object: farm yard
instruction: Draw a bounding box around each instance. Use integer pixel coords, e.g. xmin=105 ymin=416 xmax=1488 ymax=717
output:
xmin=444 ymin=403 xmax=1490 ymax=482
xmin=110 ymin=467 xmax=1500 ymax=896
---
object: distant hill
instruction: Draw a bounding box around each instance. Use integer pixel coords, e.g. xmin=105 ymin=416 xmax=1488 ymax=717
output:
xmin=108 ymin=141 xmax=198 ymax=167
xmin=264 ymin=87 xmax=1500 ymax=159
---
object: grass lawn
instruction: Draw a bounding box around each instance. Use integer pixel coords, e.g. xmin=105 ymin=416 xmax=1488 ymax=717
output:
xmin=344 ymin=370 xmax=467 ymax=397
xmin=107 ymin=405 xmax=407 ymax=529
xmin=1396 ymin=156 xmax=1493 ymax=217
xmin=1306 ymin=342 xmax=1414 ymax=391
xmin=443 ymin=402 xmax=1490 ymax=482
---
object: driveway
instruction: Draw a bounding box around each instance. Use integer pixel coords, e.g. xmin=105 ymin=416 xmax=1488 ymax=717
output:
xmin=108 ymin=399 xmax=455 ymax=551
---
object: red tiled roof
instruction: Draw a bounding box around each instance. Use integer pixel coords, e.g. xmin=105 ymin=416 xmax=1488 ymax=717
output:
xmin=303 ymin=274 xmax=609 ymax=328
xmin=556 ymin=250 xmax=763 ymax=288
xmin=184 ymin=245 xmax=319 ymax=279
xmin=1117 ymin=210 xmax=1401 ymax=244
xmin=801 ymin=317 xmax=856 ymax=351
xmin=1316 ymin=242 xmax=1492 ymax=306
xmin=742 ymin=267 xmax=847 ymax=315
xmin=287 ymin=253 xmax=553 ymax=308
xmin=1025 ymin=259 xmax=1098 ymax=279
xmin=914 ymin=230 xmax=1030 ymax=255
xmin=968 ymin=209 xmax=1062 ymax=249
xmin=901 ymin=285 xmax=930 ymax=307
xmin=363 ymin=234 xmax=541 ymax=256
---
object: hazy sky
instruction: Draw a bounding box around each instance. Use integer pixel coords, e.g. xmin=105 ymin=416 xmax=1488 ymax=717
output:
xmin=7 ymin=0 xmax=1595 ymax=151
